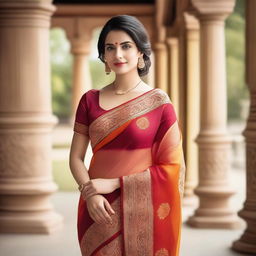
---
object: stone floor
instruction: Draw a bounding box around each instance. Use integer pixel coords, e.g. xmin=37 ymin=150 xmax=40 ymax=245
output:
xmin=0 ymin=122 xmax=251 ymax=256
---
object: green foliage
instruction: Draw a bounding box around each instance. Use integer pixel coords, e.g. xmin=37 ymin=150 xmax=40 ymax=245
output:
xmin=50 ymin=29 xmax=72 ymax=120
xmin=225 ymin=0 xmax=248 ymax=120
xmin=52 ymin=160 xmax=77 ymax=191
xmin=90 ymin=60 xmax=115 ymax=90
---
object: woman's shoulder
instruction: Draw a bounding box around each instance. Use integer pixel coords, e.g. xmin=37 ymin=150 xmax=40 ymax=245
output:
xmin=85 ymin=88 xmax=99 ymax=95
xmin=152 ymin=88 xmax=171 ymax=103
xmin=137 ymin=83 xmax=170 ymax=99
xmin=80 ymin=88 xmax=99 ymax=100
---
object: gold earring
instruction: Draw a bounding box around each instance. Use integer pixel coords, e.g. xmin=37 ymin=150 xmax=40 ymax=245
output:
xmin=105 ymin=62 xmax=111 ymax=75
xmin=137 ymin=56 xmax=145 ymax=69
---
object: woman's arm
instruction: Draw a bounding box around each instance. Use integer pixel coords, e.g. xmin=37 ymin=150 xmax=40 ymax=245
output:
xmin=69 ymin=131 xmax=117 ymax=225
xmin=69 ymin=132 xmax=91 ymax=186
xmin=69 ymin=131 xmax=120 ymax=194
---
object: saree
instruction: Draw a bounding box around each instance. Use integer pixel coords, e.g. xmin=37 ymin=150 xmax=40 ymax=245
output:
xmin=73 ymin=88 xmax=186 ymax=256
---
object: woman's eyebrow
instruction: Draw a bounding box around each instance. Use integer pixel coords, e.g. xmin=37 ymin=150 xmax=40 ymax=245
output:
xmin=105 ymin=41 xmax=134 ymax=46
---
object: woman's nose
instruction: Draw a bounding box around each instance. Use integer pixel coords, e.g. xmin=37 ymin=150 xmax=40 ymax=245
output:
xmin=115 ymin=47 xmax=123 ymax=59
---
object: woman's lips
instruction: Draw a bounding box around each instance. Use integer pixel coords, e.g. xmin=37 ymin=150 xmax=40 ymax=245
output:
xmin=114 ymin=62 xmax=127 ymax=67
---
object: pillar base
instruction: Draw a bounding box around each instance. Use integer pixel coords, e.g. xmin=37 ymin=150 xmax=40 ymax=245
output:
xmin=182 ymin=194 xmax=198 ymax=207
xmin=186 ymin=214 xmax=242 ymax=229
xmin=0 ymin=210 xmax=63 ymax=234
xmin=0 ymin=177 xmax=63 ymax=234
xmin=232 ymin=239 xmax=256 ymax=255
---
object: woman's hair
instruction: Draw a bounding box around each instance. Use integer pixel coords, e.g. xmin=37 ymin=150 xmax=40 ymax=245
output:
xmin=97 ymin=15 xmax=151 ymax=77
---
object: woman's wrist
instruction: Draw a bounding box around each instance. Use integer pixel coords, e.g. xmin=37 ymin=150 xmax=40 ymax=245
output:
xmin=78 ymin=180 xmax=90 ymax=192
xmin=112 ymin=178 xmax=120 ymax=190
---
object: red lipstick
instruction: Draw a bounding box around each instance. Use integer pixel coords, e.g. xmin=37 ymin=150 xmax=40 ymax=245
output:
xmin=114 ymin=62 xmax=127 ymax=67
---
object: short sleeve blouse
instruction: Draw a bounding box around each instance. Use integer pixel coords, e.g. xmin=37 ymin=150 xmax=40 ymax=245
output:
xmin=73 ymin=93 xmax=89 ymax=136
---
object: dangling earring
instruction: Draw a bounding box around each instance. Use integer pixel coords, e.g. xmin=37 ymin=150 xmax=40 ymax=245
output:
xmin=105 ymin=61 xmax=111 ymax=75
xmin=137 ymin=56 xmax=145 ymax=69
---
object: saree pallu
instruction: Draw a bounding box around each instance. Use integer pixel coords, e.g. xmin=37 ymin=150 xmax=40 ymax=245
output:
xmin=73 ymin=88 xmax=186 ymax=256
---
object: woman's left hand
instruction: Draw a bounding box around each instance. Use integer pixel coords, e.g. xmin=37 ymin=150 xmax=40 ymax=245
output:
xmin=81 ymin=178 xmax=119 ymax=200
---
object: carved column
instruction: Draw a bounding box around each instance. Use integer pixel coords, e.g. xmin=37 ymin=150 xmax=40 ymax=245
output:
xmin=183 ymin=12 xmax=200 ymax=206
xmin=0 ymin=0 xmax=63 ymax=233
xmin=153 ymin=42 xmax=168 ymax=92
xmin=232 ymin=0 xmax=256 ymax=253
xmin=187 ymin=0 xmax=241 ymax=228
xmin=143 ymin=53 xmax=155 ymax=88
xmin=166 ymin=37 xmax=179 ymax=114
xmin=69 ymin=36 xmax=92 ymax=122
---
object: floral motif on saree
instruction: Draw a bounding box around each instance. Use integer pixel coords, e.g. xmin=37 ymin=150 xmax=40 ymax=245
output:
xmin=157 ymin=203 xmax=171 ymax=220
xmin=73 ymin=88 xmax=186 ymax=256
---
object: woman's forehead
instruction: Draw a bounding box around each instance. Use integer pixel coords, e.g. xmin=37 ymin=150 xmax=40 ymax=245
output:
xmin=105 ymin=30 xmax=134 ymax=44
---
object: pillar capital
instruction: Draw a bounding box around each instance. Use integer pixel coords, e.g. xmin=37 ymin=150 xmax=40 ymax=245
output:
xmin=0 ymin=0 xmax=56 ymax=28
xmin=191 ymin=0 xmax=236 ymax=21
xmin=166 ymin=37 xmax=178 ymax=48
xmin=153 ymin=42 xmax=167 ymax=52
xmin=183 ymin=12 xmax=199 ymax=30
xmin=68 ymin=35 xmax=92 ymax=55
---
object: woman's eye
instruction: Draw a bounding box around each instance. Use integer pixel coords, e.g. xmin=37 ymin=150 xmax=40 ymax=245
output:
xmin=122 ymin=44 xmax=131 ymax=49
xmin=106 ymin=46 xmax=114 ymax=51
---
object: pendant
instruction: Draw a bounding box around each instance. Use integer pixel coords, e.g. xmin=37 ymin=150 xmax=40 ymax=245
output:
xmin=115 ymin=90 xmax=125 ymax=95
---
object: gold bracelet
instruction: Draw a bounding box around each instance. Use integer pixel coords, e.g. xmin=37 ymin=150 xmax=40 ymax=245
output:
xmin=78 ymin=183 xmax=87 ymax=192
xmin=78 ymin=184 xmax=84 ymax=192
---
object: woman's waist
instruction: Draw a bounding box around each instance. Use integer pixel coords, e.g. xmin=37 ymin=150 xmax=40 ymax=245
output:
xmin=88 ymin=148 xmax=152 ymax=179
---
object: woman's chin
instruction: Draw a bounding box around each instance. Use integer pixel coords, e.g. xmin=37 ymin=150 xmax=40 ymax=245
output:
xmin=113 ymin=67 xmax=137 ymax=76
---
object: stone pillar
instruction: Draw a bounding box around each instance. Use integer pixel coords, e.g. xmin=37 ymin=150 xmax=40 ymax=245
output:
xmin=143 ymin=52 xmax=155 ymax=89
xmin=166 ymin=37 xmax=179 ymax=115
xmin=187 ymin=0 xmax=241 ymax=228
xmin=153 ymin=42 xmax=168 ymax=92
xmin=183 ymin=13 xmax=200 ymax=206
xmin=69 ymin=36 xmax=92 ymax=122
xmin=232 ymin=0 xmax=256 ymax=253
xmin=0 ymin=0 xmax=63 ymax=233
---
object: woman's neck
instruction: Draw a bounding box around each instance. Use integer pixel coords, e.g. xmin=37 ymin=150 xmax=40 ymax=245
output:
xmin=113 ymin=70 xmax=141 ymax=91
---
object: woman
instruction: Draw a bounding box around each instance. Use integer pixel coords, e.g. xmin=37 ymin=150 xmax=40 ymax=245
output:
xmin=69 ymin=15 xmax=186 ymax=256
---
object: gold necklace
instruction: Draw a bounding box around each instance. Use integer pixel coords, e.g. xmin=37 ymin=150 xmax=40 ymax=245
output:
xmin=113 ymin=80 xmax=142 ymax=95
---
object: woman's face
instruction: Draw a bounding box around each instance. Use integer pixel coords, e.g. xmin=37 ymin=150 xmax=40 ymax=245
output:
xmin=104 ymin=30 xmax=142 ymax=75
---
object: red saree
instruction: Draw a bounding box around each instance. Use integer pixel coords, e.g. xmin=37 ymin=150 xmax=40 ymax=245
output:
xmin=73 ymin=88 xmax=186 ymax=256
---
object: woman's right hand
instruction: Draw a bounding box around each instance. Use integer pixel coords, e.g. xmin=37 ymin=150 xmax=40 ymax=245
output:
xmin=85 ymin=194 xmax=115 ymax=225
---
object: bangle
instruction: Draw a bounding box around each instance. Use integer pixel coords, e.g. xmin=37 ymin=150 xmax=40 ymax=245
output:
xmin=78 ymin=183 xmax=84 ymax=192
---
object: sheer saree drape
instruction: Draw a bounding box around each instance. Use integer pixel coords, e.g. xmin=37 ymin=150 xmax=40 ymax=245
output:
xmin=73 ymin=88 xmax=186 ymax=256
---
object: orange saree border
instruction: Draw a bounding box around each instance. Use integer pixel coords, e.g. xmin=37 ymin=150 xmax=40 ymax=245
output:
xmin=92 ymin=120 xmax=132 ymax=154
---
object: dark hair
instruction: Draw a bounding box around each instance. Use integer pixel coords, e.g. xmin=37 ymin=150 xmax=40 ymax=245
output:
xmin=97 ymin=15 xmax=151 ymax=77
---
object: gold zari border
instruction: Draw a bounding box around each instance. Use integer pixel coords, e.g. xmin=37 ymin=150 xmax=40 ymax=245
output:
xmin=74 ymin=122 xmax=89 ymax=136
xmin=122 ymin=169 xmax=153 ymax=255
xmin=89 ymin=89 xmax=170 ymax=148
xmin=80 ymin=198 xmax=121 ymax=256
